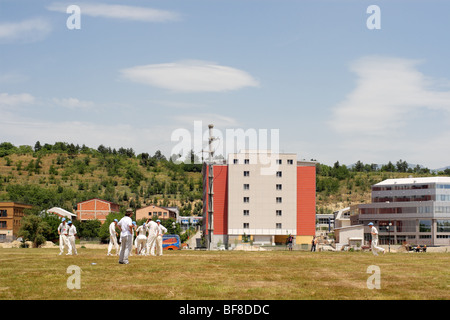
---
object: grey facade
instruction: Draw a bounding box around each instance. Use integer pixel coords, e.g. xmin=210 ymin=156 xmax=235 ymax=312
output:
xmin=354 ymin=177 xmax=450 ymax=246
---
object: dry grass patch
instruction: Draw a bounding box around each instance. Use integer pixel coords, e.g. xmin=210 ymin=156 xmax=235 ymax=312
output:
xmin=0 ymin=248 xmax=448 ymax=300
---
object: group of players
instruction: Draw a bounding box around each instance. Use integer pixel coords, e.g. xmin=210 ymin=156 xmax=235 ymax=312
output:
xmin=57 ymin=208 xmax=168 ymax=264
xmin=107 ymin=213 xmax=168 ymax=258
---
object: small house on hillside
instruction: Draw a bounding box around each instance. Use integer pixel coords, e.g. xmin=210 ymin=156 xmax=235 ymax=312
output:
xmin=135 ymin=205 xmax=177 ymax=221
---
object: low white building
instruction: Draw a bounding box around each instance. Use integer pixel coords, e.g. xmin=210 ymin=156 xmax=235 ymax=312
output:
xmin=334 ymin=224 xmax=364 ymax=251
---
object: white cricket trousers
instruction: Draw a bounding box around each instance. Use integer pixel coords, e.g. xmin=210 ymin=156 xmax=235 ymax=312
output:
xmin=155 ymin=235 xmax=163 ymax=256
xmin=146 ymin=234 xmax=157 ymax=256
xmin=371 ymin=239 xmax=385 ymax=256
xmin=135 ymin=236 xmax=147 ymax=255
xmin=108 ymin=235 xmax=119 ymax=255
xmin=119 ymin=235 xmax=133 ymax=264
xmin=59 ymin=234 xmax=71 ymax=254
xmin=68 ymin=235 xmax=77 ymax=255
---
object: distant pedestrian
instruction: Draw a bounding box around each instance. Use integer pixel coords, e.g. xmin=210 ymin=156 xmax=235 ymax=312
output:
xmin=311 ymin=236 xmax=317 ymax=252
xmin=67 ymin=221 xmax=77 ymax=255
xmin=117 ymin=209 xmax=134 ymax=264
xmin=57 ymin=218 xmax=71 ymax=255
xmin=369 ymin=222 xmax=386 ymax=256
xmin=107 ymin=219 xmax=119 ymax=256
xmin=155 ymin=220 xmax=167 ymax=256
xmin=287 ymin=234 xmax=293 ymax=251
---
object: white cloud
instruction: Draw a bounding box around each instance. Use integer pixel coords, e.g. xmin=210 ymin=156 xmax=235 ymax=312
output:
xmin=0 ymin=18 xmax=52 ymax=43
xmin=326 ymin=56 xmax=450 ymax=168
xmin=120 ymin=60 xmax=260 ymax=93
xmin=330 ymin=56 xmax=450 ymax=136
xmin=47 ymin=2 xmax=180 ymax=22
xmin=0 ymin=92 xmax=35 ymax=109
xmin=52 ymin=97 xmax=96 ymax=110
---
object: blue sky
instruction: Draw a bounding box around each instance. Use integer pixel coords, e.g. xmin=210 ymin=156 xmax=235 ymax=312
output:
xmin=1 ymin=0 xmax=450 ymax=169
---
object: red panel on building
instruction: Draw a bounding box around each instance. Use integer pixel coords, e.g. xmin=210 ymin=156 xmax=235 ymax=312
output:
xmin=212 ymin=165 xmax=228 ymax=235
xmin=297 ymin=166 xmax=316 ymax=236
xmin=203 ymin=165 xmax=228 ymax=235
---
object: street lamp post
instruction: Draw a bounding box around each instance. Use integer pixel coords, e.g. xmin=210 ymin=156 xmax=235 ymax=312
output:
xmin=388 ymin=221 xmax=392 ymax=252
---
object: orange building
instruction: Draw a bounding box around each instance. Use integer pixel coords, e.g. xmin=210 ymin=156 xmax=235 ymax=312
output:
xmin=0 ymin=202 xmax=33 ymax=242
xmin=203 ymin=151 xmax=316 ymax=248
xmin=76 ymin=198 xmax=120 ymax=223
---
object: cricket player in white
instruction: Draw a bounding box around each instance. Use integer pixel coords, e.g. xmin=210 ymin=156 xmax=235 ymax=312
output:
xmin=135 ymin=223 xmax=147 ymax=255
xmin=145 ymin=219 xmax=159 ymax=256
xmin=155 ymin=220 xmax=167 ymax=256
xmin=67 ymin=221 xmax=77 ymax=255
xmin=369 ymin=222 xmax=386 ymax=256
xmin=117 ymin=209 xmax=134 ymax=264
xmin=57 ymin=218 xmax=71 ymax=255
xmin=107 ymin=219 xmax=119 ymax=256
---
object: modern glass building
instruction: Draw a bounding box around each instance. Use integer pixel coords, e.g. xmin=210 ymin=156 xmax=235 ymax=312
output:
xmin=354 ymin=177 xmax=450 ymax=246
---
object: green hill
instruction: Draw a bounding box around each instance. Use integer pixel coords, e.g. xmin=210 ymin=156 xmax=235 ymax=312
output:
xmin=1 ymin=142 xmax=448 ymax=216
xmin=0 ymin=142 xmax=203 ymax=216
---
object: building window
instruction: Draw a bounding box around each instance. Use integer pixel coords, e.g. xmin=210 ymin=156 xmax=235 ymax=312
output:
xmin=243 ymin=210 xmax=249 ymax=216
xmin=0 ymin=210 xmax=7 ymax=217
xmin=243 ymin=223 xmax=249 ymax=229
xmin=276 ymin=184 xmax=282 ymax=190
xmin=276 ymin=223 xmax=282 ymax=229
xmin=244 ymin=197 xmax=250 ymax=203
xmin=244 ymin=171 xmax=250 ymax=177
xmin=276 ymin=210 xmax=282 ymax=216
xmin=244 ymin=184 xmax=250 ymax=190
xmin=0 ymin=221 xmax=6 ymax=228
xmin=437 ymin=220 xmax=450 ymax=233
xmin=276 ymin=159 xmax=282 ymax=165
xmin=244 ymin=159 xmax=250 ymax=164
xmin=419 ymin=235 xmax=432 ymax=239
xmin=276 ymin=171 xmax=282 ymax=177
xmin=419 ymin=220 xmax=432 ymax=232
xmin=287 ymin=159 xmax=294 ymax=165
xmin=276 ymin=197 xmax=282 ymax=203
xmin=233 ymin=159 xmax=239 ymax=164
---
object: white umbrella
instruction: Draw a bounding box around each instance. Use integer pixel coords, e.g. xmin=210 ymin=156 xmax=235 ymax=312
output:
xmin=45 ymin=207 xmax=77 ymax=219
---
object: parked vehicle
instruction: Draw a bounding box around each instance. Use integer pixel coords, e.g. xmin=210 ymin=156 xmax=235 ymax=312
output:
xmin=162 ymin=234 xmax=181 ymax=250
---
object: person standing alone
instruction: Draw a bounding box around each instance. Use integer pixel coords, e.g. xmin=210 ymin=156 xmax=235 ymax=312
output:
xmin=117 ymin=209 xmax=134 ymax=264
xmin=369 ymin=222 xmax=386 ymax=256
xmin=107 ymin=219 xmax=119 ymax=256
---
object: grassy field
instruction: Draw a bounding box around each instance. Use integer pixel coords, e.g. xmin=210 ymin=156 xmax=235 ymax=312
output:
xmin=0 ymin=248 xmax=448 ymax=300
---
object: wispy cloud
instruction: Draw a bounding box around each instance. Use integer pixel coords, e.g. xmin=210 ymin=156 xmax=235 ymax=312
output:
xmin=47 ymin=2 xmax=180 ymax=22
xmin=120 ymin=60 xmax=260 ymax=93
xmin=0 ymin=92 xmax=35 ymax=109
xmin=329 ymin=56 xmax=450 ymax=136
xmin=326 ymin=55 xmax=450 ymax=168
xmin=52 ymin=97 xmax=96 ymax=110
xmin=0 ymin=18 xmax=52 ymax=43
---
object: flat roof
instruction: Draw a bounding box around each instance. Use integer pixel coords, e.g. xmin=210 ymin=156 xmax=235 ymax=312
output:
xmin=375 ymin=177 xmax=450 ymax=186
